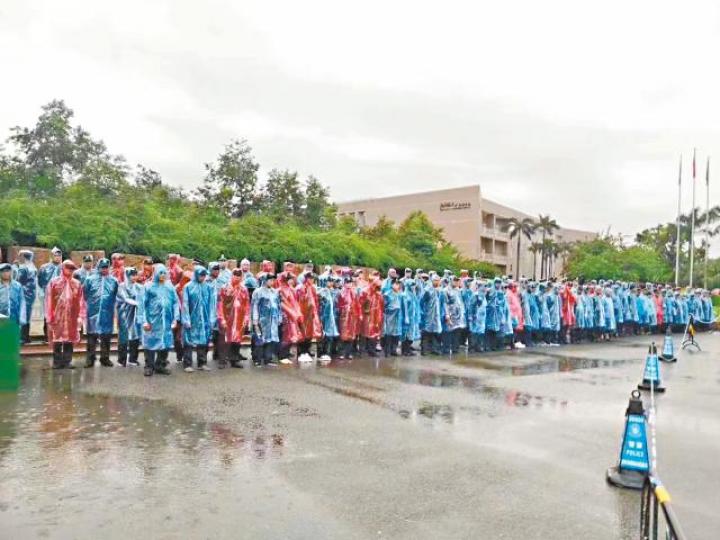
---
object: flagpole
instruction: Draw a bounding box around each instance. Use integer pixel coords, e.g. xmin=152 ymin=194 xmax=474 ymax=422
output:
xmin=689 ymin=148 xmax=697 ymax=288
xmin=704 ymin=156 xmax=710 ymax=289
xmin=675 ymin=155 xmax=682 ymax=286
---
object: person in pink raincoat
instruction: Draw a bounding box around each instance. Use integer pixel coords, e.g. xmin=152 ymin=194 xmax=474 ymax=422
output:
xmin=296 ymin=271 xmax=322 ymax=357
xmin=45 ymin=260 xmax=85 ymax=369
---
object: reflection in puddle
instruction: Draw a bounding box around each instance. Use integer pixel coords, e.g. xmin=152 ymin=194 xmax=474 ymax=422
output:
xmin=0 ymin=364 xmax=287 ymax=537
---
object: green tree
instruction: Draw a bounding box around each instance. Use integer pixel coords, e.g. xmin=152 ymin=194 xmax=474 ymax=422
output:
xmin=303 ymin=175 xmax=336 ymax=228
xmin=197 ymin=138 xmax=259 ymax=217
xmin=506 ymin=217 xmax=535 ymax=279
xmin=256 ymin=169 xmax=305 ymax=219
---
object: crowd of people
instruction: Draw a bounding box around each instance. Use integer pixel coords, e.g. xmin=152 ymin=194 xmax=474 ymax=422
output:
xmin=0 ymin=247 xmax=716 ymax=377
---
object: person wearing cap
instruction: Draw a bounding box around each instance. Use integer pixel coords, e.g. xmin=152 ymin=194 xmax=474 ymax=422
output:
xmin=39 ymin=247 xmax=63 ymax=342
xmin=382 ymin=278 xmax=405 ymax=357
xmin=138 ymin=258 xmax=155 ymax=285
xmin=0 ymin=263 xmax=26 ymax=332
xmin=15 ymin=249 xmax=37 ymax=344
xmin=317 ymin=276 xmax=339 ymax=360
xmin=419 ymin=275 xmax=443 ymax=355
xmin=83 ymin=258 xmax=119 ymax=367
xmin=400 ymin=278 xmax=421 ymax=356
xmin=251 ymin=273 xmax=280 ymax=367
xmin=116 ymin=267 xmax=144 ymax=366
xmin=337 ymin=275 xmax=361 ymax=359
xmin=296 ymin=272 xmax=322 ymax=362
xmin=74 ymin=254 xmax=95 ymax=284
xmin=181 ymin=266 xmax=215 ymax=372
xmin=217 ymin=268 xmax=250 ymax=368
xmin=45 ymin=260 xmax=85 ymax=369
xmin=142 ymin=265 xmax=180 ymax=376
xmin=110 ymin=253 xmax=126 ymax=284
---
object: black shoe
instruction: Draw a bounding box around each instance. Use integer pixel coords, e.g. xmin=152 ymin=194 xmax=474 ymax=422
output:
xmin=230 ymin=362 xmax=244 ymax=369
xmin=155 ymin=366 xmax=171 ymax=375
xmin=84 ymin=359 xmax=95 ymax=368
xmin=238 ymin=353 xmax=247 ymax=361
xmin=99 ymin=358 xmax=114 ymax=367
xmin=129 ymin=360 xmax=140 ymax=366
xmin=253 ymin=360 xmax=261 ymax=367
xmin=117 ymin=359 xmax=127 ymax=367
xmin=52 ymin=365 xmax=64 ymax=370
xmin=218 ymin=362 xmax=227 ymax=369
xmin=144 ymin=366 xmax=154 ymax=377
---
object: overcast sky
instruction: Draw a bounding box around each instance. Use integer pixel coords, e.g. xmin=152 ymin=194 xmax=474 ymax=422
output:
xmin=1 ymin=0 xmax=719 ymax=240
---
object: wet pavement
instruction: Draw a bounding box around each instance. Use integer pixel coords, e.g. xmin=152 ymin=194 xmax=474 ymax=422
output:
xmin=1 ymin=334 xmax=719 ymax=539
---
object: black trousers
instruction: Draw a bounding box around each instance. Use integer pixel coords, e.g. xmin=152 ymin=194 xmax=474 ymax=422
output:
xmin=383 ymin=335 xmax=399 ymax=356
xmin=87 ymin=333 xmax=112 ymax=365
xmin=401 ymin=339 xmax=414 ymax=355
xmin=21 ymin=324 xmax=31 ymax=344
xmin=298 ymin=340 xmax=312 ymax=356
xmin=319 ymin=336 xmax=337 ymax=357
xmin=211 ymin=329 xmax=222 ymax=361
xmin=183 ymin=344 xmax=208 ymax=367
xmin=145 ymin=349 xmax=170 ymax=370
xmin=469 ymin=332 xmax=486 ymax=352
xmin=52 ymin=342 xmax=74 ymax=368
xmin=118 ymin=339 xmax=140 ymax=365
xmin=421 ymin=331 xmax=440 ymax=354
xmin=441 ymin=329 xmax=461 ymax=354
xmin=251 ymin=341 xmax=276 ymax=364
xmin=173 ymin=325 xmax=184 ymax=360
xmin=227 ymin=342 xmax=243 ymax=365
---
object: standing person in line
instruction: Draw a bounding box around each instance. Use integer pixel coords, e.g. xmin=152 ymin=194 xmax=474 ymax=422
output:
xmin=216 ymin=268 xmax=250 ymax=369
xmin=360 ymin=277 xmax=384 ymax=357
xmin=116 ymin=267 xmax=144 ymax=367
xmin=142 ymin=264 xmax=179 ymax=377
xmin=468 ymin=279 xmax=487 ymax=352
xmin=137 ymin=258 xmax=155 ymax=285
xmin=318 ymin=276 xmax=340 ymax=361
xmin=173 ymin=269 xmax=192 ymax=362
xmin=419 ymin=275 xmax=443 ymax=355
xmin=296 ymin=272 xmax=322 ymax=363
xmin=337 ymin=273 xmax=361 ymax=360
xmin=181 ymin=266 xmax=215 ymax=373
xmin=74 ymin=255 xmax=95 ymax=284
xmin=441 ymin=276 xmax=466 ymax=355
xmin=277 ymin=271 xmax=303 ymax=364
xmin=206 ymin=262 xmax=225 ymax=362
xmin=38 ymin=247 xmax=63 ymax=343
xmin=239 ymin=258 xmax=258 ymax=298
xmin=0 ymin=263 xmax=26 ymax=331
xmin=251 ymin=273 xmax=280 ymax=367
xmin=15 ymin=250 xmax=37 ymax=344
xmin=83 ymin=258 xmax=119 ymax=368
xmin=382 ymin=278 xmax=405 ymax=357
xmin=216 ymin=255 xmax=232 ymax=286
xmin=400 ymin=278 xmax=420 ymax=356
xmin=45 ymin=260 xmax=84 ymax=369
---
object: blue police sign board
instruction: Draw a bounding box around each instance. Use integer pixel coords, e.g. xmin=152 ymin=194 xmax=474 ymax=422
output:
xmin=619 ymin=414 xmax=649 ymax=472
xmin=642 ymin=354 xmax=661 ymax=384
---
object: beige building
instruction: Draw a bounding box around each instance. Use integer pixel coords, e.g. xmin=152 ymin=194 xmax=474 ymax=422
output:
xmin=336 ymin=185 xmax=596 ymax=278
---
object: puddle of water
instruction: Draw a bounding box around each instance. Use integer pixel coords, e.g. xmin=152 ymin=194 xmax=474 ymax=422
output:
xmin=0 ymin=364 xmax=287 ymax=538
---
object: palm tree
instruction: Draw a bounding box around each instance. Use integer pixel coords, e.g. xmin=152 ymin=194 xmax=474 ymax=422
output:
xmin=536 ymin=214 xmax=560 ymax=279
xmin=529 ymin=242 xmax=543 ymax=280
xmin=506 ymin=217 xmax=536 ymax=279
xmin=542 ymin=239 xmax=558 ymax=278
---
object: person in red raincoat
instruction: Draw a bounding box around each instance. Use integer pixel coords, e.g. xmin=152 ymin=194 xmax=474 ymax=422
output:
xmin=337 ymin=275 xmax=361 ymax=359
xmin=560 ymin=281 xmax=577 ymax=343
xmin=167 ymin=254 xmax=184 ymax=286
xmin=360 ymin=278 xmax=384 ymax=357
xmin=111 ymin=253 xmax=126 ymax=284
xmin=653 ymin=288 xmax=665 ymax=332
xmin=217 ymin=268 xmax=250 ymax=368
xmin=173 ymin=269 xmax=192 ymax=361
xmin=296 ymin=271 xmax=322 ymax=357
xmin=45 ymin=260 xmax=85 ymax=369
xmin=137 ymin=257 xmax=154 ymax=285
xmin=256 ymin=260 xmax=275 ymax=281
xmin=277 ymin=271 xmax=303 ymax=361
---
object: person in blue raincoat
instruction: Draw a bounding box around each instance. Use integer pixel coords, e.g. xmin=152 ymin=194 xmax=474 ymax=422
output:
xmin=206 ymin=262 xmax=226 ymax=362
xmin=181 ymin=266 xmax=216 ymax=372
xmin=38 ymin=246 xmax=63 ymax=342
xmin=83 ymin=258 xmax=118 ymax=368
xmin=15 ymin=249 xmax=37 ymax=343
xmin=603 ymin=287 xmax=616 ymax=338
xmin=0 ymin=263 xmax=26 ymax=330
xmin=318 ymin=276 xmax=339 ymax=359
xmin=382 ymin=278 xmax=405 ymax=357
xmin=401 ymin=278 xmax=421 ymax=356
xmin=485 ymin=278 xmax=505 ymax=350
xmin=547 ymin=283 xmax=561 ymax=343
xmin=468 ymin=280 xmax=487 ymax=352
xmin=74 ymin=254 xmax=95 ymax=284
xmin=216 ymin=255 xmax=232 ymax=286
xmin=612 ymin=284 xmax=624 ymax=336
xmin=592 ymin=286 xmax=605 ymax=340
xmin=251 ymin=273 xmax=281 ymax=367
xmin=142 ymin=264 xmax=180 ymax=376
xmin=419 ymin=275 xmax=443 ymax=355
xmin=116 ymin=267 xmax=144 ymax=367
xmin=441 ymin=276 xmax=466 ymax=354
